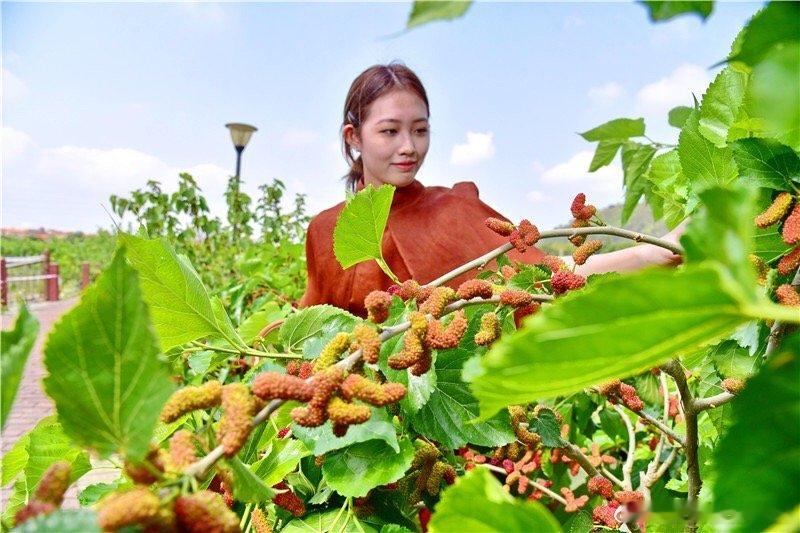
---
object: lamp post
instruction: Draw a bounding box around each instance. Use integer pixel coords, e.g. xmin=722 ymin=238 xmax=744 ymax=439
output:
xmin=225 ymin=123 xmax=258 ymax=177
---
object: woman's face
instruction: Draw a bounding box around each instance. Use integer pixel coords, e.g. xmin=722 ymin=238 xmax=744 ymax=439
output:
xmin=345 ymin=89 xmax=430 ymax=189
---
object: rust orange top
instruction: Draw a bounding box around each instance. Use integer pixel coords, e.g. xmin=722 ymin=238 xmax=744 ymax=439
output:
xmin=299 ymin=179 xmax=545 ymax=318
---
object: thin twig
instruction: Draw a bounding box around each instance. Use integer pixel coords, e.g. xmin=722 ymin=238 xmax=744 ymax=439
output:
xmin=562 ymin=443 xmax=601 ymax=479
xmin=623 ymin=403 xmax=686 ymax=448
xmin=612 ymin=403 xmax=636 ymax=490
xmin=481 ymin=464 xmax=567 ymax=505
xmin=601 ymin=467 xmax=625 ymax=488
xmin=694 ymin=391 xmax=736 ymax=412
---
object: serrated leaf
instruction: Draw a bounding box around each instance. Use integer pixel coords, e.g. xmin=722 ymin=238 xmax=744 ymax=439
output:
xmin=119 ymin=234 xmax=245 ymax=350
xmin=473 ymin=265 xmax=748 ymax=418
xmin=746 ymin=42 xmax=800 ymax=151
xmin=43 ymin=248 xmax=173 ymax=461
xmin=579 ymin=118 xmax=645 ymax=142
xmin=732 ymin=138 xmax=800 ymax=190
xmin=726 ymin=2 xmax=800 ymax=66
xmin=407 ymin=0 xmax=472 ymax=29
xmin=322 ymin=438 xmax=414 ymax=497
xmin=714 ymin=335 xmax=799 ymax=532
xmin=280 ymin=305 xmax=359 ymax=356
xmin=333 ymin=184 xmax=398 ymax=281
xmin=709 ymin=339 xmax=760 ymax=379
xmin=621 ymin=142 xmax=658 ymax=224
xmin=531 ymin=409 xmax=566 ymax=447
xmin=11 ymin=509 xmax=101 ymax=532
xmin=564 ymin=510 xmax=593 ymax=533
xmin=254 ymin=438 xmax=310 ymax=487
xmin=698 ymin=67 xmax=748 ymax=147
xmin=428 ymin=468 xmax=560 ymax=533
xmin=645 ymin=150 xmax=691 ymax=229
xmin=237 ymin=302 xmax=283 ymax=344
xmin=668 ymin=106 xmax=693 ymax=128
xmin=1 ymin=303 xmax=39 ymax=429
xmin=292 ymin=407 xmax=399 ymax=456
xmin=639 ymin=1 xmax=713 ymax=22
xmin=678 ymin=110 xmax=738 ymax=191
xmin=588 ymin=140 xmax=622 ymax=172
xmin=227 ymin=456 xmax=276 ymax=502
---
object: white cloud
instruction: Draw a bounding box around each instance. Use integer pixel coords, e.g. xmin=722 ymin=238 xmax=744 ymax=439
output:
xmin=450 ymin=131 xmax=495 ymax=166
xmin=588 ymin=82 xmax=625 ymax=105
xmin=539 ymin=150 xmax=622 ymax=192
xmin=635 ymin=63 xmax=710 ymax=117
xmin=3 ymin=68 xmax=29 ymax=105
xmin=2 ymin=127 xmax=35 ymax=163
xmin=650 ymin=18 xmax=696 ymax=45
xmin=526 ymin=190 xmax=550 ymax=204
xmin=281 ymin=127 xmax=319 ymax=148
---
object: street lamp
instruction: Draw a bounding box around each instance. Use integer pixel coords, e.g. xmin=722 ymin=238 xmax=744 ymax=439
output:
xmin=225 ymin=122 xmax=258 ymax=177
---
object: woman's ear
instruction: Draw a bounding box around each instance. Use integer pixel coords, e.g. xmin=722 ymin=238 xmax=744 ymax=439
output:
xmin=343 ymin=124 xmax=361 ymax=152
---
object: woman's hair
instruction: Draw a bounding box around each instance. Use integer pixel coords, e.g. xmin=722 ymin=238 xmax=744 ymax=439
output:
xmin=341 ymin=61 xmax=430 ymax=192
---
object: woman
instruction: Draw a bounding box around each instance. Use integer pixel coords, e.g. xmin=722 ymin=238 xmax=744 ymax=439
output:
xmin=299 ymin=62 xmax=682 ymax=318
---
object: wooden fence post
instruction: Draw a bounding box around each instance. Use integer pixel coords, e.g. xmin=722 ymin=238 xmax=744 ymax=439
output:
xmin=42 ymin=250 xmax=51 ymax=300
xmin=1 ymin=258 xmax=7 ymax=307
xmin=81 ymin=262 xmax=91 ymax=290
xmin=47 ymin=263 xmax=60 ymax=301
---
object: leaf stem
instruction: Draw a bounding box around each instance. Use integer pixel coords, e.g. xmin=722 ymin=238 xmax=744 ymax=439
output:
xmin=480 ymin=464 xmax=567 ymax=505
xmin=611 ymin=403 xmax=636 ymax=490
xmin=189 ymin=340 xmax=301 ymax=359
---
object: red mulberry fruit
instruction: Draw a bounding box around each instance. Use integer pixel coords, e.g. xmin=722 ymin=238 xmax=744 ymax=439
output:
xmin=456 ymin=279 xmax=493 ymax=300
xmin=571 ymin=193 xmax=597 ymax=221
xmin=364 ymin=290 xmax=392 ymax=323
xmin=313 ymin=332 xmax=351 ymax=372
xmin=778 ymin=246 xmax=800 ymax=275
xmin=619 ymin=383 xmax=644 ymax=412
xmin=539 ymin=255 xmax=568 ymax=273
xmin=518 ymin=219 xmax=540 ymax=246
xmin=597 ymin=379 xmax=621 ymax=396
xmin=721 ymin=377 xmax=745 ymax=394
xmin=291 ymin=367 xmax=345 ymax=428
xmin=755 ymin=192 xmax=793 ymax=228
xmin=587 ymin=476 xmax=614 ymax=499
xmin=514 ymin=303 xmax=540 ymax=326
xmin=272 ymin=484 xmax=306 ymax=518
xmin=474 ymin=312 xmax=501 ymax=346
xmin=161 ymin=380 xmax=222 ymax=423
xmin=501 ymin=265 xmax=518 ymax=279
xmin=397 ymin=279 xmax=424 ymax=301
xmin=351 ymin=324 xmax=381 ymax=364
xmin=252 ymin=372 xmax=314 ymax=402
xmin=614 ymin=490 xmax=644 ymax=506
xmin=572 ymin=240 xmax=603 ymax=266
xmin=561 ymin=487 xmax=589 ymax=512
xmin=169 ymin=430 xmax=198 ymax=470
xmin=569 ymin=218 xmax=589 ymax=246
xmin=551 ymin=271 xmax=586 ymax=295
xmin=485 ymin=217 xmax=515 ymax=236
xmin=419 ymin=286 xmax=457 ymax=319
xmin=339 ymin=374 xmax=406 ymax=406
xmin=33 ymin=460 xmax=71 ymax=506
xmin=389 ymin=312 xmax=429 ymax=370
xmin=14 ymin=501 xmax=57 ymax=526
xmin=286 ymin=360 xmax=314 ymax=379
xmin=426 ymin=309 xmax=468 ymax=349
xmin=776 ymin=284 xmax=800 ymax=307
xmin=97 ymin=487 xmax=162 ymax=531
xmin=218 ymin=383 xmax=257 ymax=457
xmin=174 ymin=490 xmax=241 ymax=533
xmin=592 ymin=503 xmax=619 ymax=528
xmin=123 ymin=448 xmax=165 ymax=485
xmin=509 ymin=230 xmax=527 ymax=253
xmin=250 ymin=508 xmax=272 ymax=533
xmin=782 ymin=204 xmax=800 ymax=245
xmin=500 ymin=289 xmax=534 ymax=308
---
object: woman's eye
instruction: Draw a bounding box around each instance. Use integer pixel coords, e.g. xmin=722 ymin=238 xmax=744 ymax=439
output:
xmin=382 ymin=129 xmax=397 ymax=134
xmin=416 ymin=128 xmax=429 ymax=134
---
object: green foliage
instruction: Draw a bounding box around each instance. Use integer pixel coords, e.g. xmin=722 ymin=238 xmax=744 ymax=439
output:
xmin=678 ymin=110 xmax=739 ymax=191
xmin=579 ymin=117 xmax=645 ymax=142
xmin=407 ymin=1 xmax=473 ymax=29
xmin=10 ymin=510 xmax=101 ymax=532
xmin=43 ymin=248 xmax=173 ymax=460
xmin=698 ymin=67 xmax=747 ymax=148
xmin=668 ymin=106 xmax=693 ymax=128
xmin=1 ymin=304 xmax=39 ymax=428
xmin=621 ymin=142 xmax=658 ymax=223
xmin=428 ymin=468 xmax=561 ymax=533
xmin=321 ymin=438 xmax=415 ymax=497
xmin=732 ymin=138 xmax=800 ymax=191
xmin=746 ymin=42 xmax=800 ymax=151
xmin=227 ymin=456 xmax=276 ymax=502
xmin=292 ymin=407 xmax=399 ymax=455
xmin=639 ymin=1 xmax=713 ymax=22
xmin=726 ymin=2 xmax=800 ymax=66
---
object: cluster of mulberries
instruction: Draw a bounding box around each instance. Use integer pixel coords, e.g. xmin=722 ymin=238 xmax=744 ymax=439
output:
xmin=123 ymin=447 xmax=165 ymax=484
xmin=587 ymin=475 xmax=614 ymax=499
xmin=550 ymin=271 xmax=586 ymax=295
xmin=174 ymin=490 xmax=241 ymax=532
xmin=290 ymin=367 xmax=346 ymax=428
xmin=474 ymin=312 xmax=501 ymax=346
xmin=426 ymin=461 xmax=457 ymax=496
xmin=314 ymin=332 xmax=351 ymax=372
xmin=169 ymin=430 xmax=198 ymax=470
xmin=615 ymin=490 xmax=645 ymax=512
xmin=364 ymin=290 xmax=392 ymax=323
xmin=508 ymin=405 xmax=540 ymax=447
xmin=571 ymin=193 xmax=597 ymax=221
xmin=778 ymin=247 xmax=800 ymax=275
xmin=485 ymin=217 xmax=516 ymax=236
xmin=388 ymin=312 xmax=432 ymax=375
xmin=327 ymin=397 xmax=371 ymax=437
xmin=510 ymin=220 xmax=540 ymax=253
xmin=419 ymin=286 xmax=457 ymax=319
xmin=598 ymin=380 xmax=644 ymax=411
xmin=97 ymin=487 xmax=163 ymax=531
xmin=538 ymin=255 xmax=568 ymax=273
xmin=500 ymin=289 xmax=534 ymax=308
xmin=456 ymin=279 xmax=493 ymax=300
xmin=250 ymin=508 xmax=272 ymax=533
xmin=569 ymin=219 xmax=589 ymax=246
xmin=340 ymin=374 xmax=407 ymax=406
xmin=721 ymin=377 xmax=745 ymax=395
xmin=218 ymin=383 xmax=257 ymax=457
xmin=572 ymin=240 xmax=603 ymax=266
xmin=351 ymin=324 xmax=382 ymax=364
xmin=754 ymin=193 xmax=800 ymax=276
xmin=253 ymin=372 xmax=314 ymax=402
xmin=272 ymin=482 xmax=306 ymax=517
xmin=592 ymin=501 xmax=620 ymax=528
xmin=286 ymin=360 xmax=314 ymax=379
xmin=406 ymin=443 xmax=455 ymax=500
xmin=493 ymin=441 xmax=525 ymax=463
xmin=394 ymin=279 xmax=433 ymax=302
xmin=161 ymin=380 xmax=222 ymax=423
xmin=776 ymin=284 xmax=800 ymax=306
xmin=13 ymin=461 xmax=72 ymax=526
xmin=426 ymin=309 xmax=468 ymax=349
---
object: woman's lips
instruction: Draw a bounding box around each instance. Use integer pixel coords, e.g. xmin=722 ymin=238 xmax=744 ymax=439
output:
xmin=393 ymin=162 xmax=416 ymax=171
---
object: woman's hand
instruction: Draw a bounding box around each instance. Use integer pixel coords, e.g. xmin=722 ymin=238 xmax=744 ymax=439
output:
xmin=638 ymin=219 xmax=689 ymax=267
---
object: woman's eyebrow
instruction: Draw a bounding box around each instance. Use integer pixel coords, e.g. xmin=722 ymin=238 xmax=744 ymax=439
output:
xmin=377 ymin=118 xmax=428 ymax=124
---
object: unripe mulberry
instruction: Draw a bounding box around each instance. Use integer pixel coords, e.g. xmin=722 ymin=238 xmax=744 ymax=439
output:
xmin=474 ymin=312 xmax=501 ymax=346
xmin=250 ymin=508 xmax=272 ymax=533
xmin=291 ymin=367 xmax=345 ymax=428
xmin=782 ymin=204 xmax=800 ymax=244
xmin=778 ymin=246 xmax=800 ymax=275
xmin=412 ymin=442 xmax=440 ymax=469
xmin=174 ymin=490 xmax=241 ymax=533
xmin=123 ymin=448 xmax=164 ymax=485
xmin=619 ymin=383 xmax=644 ymax=412
xmin=252 ymin=372 xmax=314 ymax=402
xmin=286 ymin=360 xmax=314 ymax=379
xmin=426 ymin=309 xmax=468 ymax=349
xmin=485 ymin=217 xmax=515 ymax=236
xmin=14 ymin=501 xmax=57 ymax=526
xmin=327 ymin=397 xmax=371 ymax=425
xmin=314 ymin=332 xmax=351 ymax=372
xmin=755 ymin=192 xmax=793 ymax=228
xmin=561 ymin=487 xmax=589 ymax=512
xmin=218 ymin=383 xmax=257 ymax=457
xmin=597 ymin=379 xmax=621 ymax=396
xmin=169 ymin=430 xmax=198 ymax=469
xmin=569 ymin=218 xmax=589 ymax=246
xmin=550 ymin=271 xmax=586 ymax=295
xmin=572 ymin=240 xmax=603 ymax=266
xmin=364 ymin=290 xmax=392 ymax=323
xmin=592 ymin=503 xmax=619 ymax=528
xmin=161 ymin=380 xmax=222 ymax=423
xmin=539 ymin=254 xmax=568 ymax=273
xmin=500 ymin=289 xmax=534 ymax=308
xmin=749 ymin=254 xmax=769 ymax=285
xmin=397 ymin=279 xmax=422 ymax=300
xmin=457 ymin=279 xmax=493 ymax=300
xmin=339 ymin=374 xmax=406 ymax=406
xmin=33 ymin=460 xmax=71 ymax=506
xmin=721 ymin=377 xmax=745 ymax=394
xmin=518 ymin=219 xmax=540 ymax=246
xmin=272 ymin=484 xmax=306 ymax=518
xmin=508 ymin=405 xmax=540 ymax=447
xmin=776 ymin=284 xmax=800 ymax=306
xmin=389 ymin=312 xmax=430 ymax=372
xmin=419 ymin=286 xmax=457 ymax=319
xmin=426 ymin=461 xmax=456 ymax=496
xmin=587 ymin=476 xmax=614 ymax=499
xmin=351 ymin=324 xmax=381 ymax=364
xmin=97 ymin=487 xmax=162 ymax=531
xmin=571 ymin=193 xmax=597 ymax=221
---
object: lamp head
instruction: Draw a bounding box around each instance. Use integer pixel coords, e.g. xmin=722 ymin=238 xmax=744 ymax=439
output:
xmin=225 ymin=123 xmax=258 ymax=150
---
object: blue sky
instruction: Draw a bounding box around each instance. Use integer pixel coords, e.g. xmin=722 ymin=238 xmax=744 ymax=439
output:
xmin=3 ymin=1 xmax=760 ymax=232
